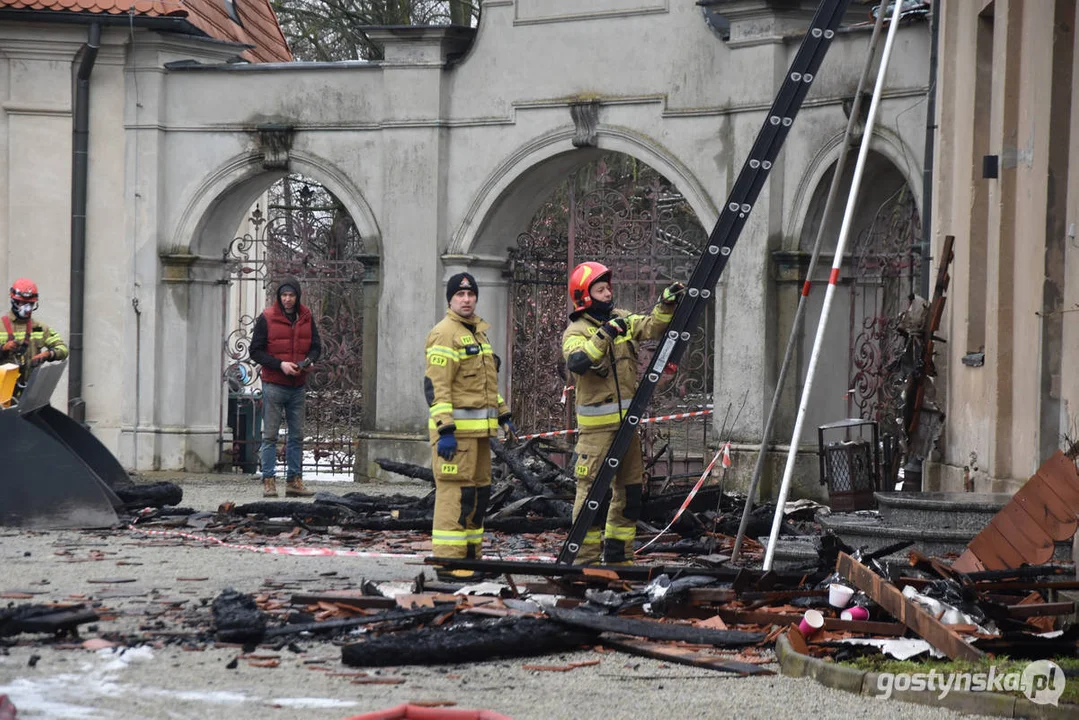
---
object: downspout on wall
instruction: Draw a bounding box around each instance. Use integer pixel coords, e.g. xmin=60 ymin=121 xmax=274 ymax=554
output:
xmin=919 ymin=2 xmax=939 ymax=296
xmin=68 ymin=22 xmax=101 ymax=423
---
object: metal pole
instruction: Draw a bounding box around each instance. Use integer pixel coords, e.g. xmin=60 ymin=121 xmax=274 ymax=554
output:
xmin=731 ymin=6 xmax=887 ymax=562
xmin=763 ymin=0 xmax=905 ymax=571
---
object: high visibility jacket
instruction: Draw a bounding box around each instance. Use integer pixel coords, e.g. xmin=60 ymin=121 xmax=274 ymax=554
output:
xmin=561 ymin=301 xmax=673 ymax=433
xmin=258 ymin=303 xmax=314 ymax=387
xmin=424 ymin=310 xmax=509 ymax=438
xmin=0 ymin=311 xmax=69 ymax=382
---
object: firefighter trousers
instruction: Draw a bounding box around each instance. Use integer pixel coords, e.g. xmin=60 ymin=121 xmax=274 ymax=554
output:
xmin=430 ymin=435 xmax=492 ymax=562
xmin=571 ymin=429 xmax=643 ymax=564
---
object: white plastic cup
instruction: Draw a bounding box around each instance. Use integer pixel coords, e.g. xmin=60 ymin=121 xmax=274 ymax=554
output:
xmin=828 ymin=583 xmax=855 ymax=609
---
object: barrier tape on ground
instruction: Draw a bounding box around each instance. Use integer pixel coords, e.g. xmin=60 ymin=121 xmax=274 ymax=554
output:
xmin=635 ymin=446 xmax=724 ymax=555
xmin=128 ymin=525 xmax=556 ymax=562
xmin=518 ymin=408 xmax=714 ymax=441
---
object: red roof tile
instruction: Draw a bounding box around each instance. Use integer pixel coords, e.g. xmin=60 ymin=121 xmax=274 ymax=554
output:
xmin=0 ymin=0 xmax=291 ymax=63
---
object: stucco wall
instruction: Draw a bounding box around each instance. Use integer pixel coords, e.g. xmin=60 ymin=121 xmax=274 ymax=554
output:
xmin=0 ymin=1 xmax=930 ymax=486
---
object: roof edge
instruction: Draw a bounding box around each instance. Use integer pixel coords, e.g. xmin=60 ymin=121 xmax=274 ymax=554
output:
xmin=0 ymin=7 xmax=207 ymax=35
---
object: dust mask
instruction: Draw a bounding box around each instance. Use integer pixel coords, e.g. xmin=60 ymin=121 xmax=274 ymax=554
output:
xmin=14 ymin=303 xmax=34 ymax=318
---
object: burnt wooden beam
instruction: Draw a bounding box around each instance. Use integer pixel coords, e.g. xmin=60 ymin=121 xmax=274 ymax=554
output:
xmin=714 ymin=609 xmax=907 ymax=636
xmin=425 ymin=557 xmax=824 ymax=586
xmin=836 ymin=552 xmax=983 ymax=661
xmin=0 ymin=604 xmax=99 ymax=636
xmin=600 ymin=635 xmax=775 ymax=676
xmin=375 ymin=458 xmax=434 ymax=483
xmin=1006 ymin=602 xmax=1075 ymax=618
xmin=544 ymin=607 xmax=765 ymax=647
xmin=341 ymin=616 xmax=595 ymax=667
xmin=265 ymin=605 xmax=451 ymax=638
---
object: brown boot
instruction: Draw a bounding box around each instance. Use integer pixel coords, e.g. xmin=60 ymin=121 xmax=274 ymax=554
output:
xmin=262 ymin=476 xmax=278 ymax=498
xmin=285 ymin=476 xmax=314 ymax=497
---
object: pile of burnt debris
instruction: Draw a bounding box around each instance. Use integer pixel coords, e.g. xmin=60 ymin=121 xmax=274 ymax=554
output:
xmin=119 ymin=438 xmax=796 ymax=559
xmin=4 ymin=545 xmax=1076 ymax=682
xmin=5 ymin=445 xmax=1077 ymax=699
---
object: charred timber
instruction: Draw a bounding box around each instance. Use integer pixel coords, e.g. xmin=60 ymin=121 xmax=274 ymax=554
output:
xmin=0 ymin=604 xmax=99 ymax=637
xmin=374 ymin=458 xmax=434 ymax=483
xmin=545 ymin=607 xmax=764 ymax=647
xmin=424 ymin=557 xmax=824 ymax=586
xmin=267 ymin=605 xmax=451 ymax=638
xmin=341 ymin=615 xmax=596 ymax=667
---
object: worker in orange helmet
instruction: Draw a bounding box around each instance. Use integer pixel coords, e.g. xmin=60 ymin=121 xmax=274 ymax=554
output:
xmin=1 ymin=278 xmax=69 ymax=397
xmin=561 ymin=262 xmax=684 ymax=564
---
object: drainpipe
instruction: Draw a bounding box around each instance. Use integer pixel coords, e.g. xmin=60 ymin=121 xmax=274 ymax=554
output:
xmin=919 ymin=3 xmax=939 ymax=296
xmin=68 ymin=22 xmax=101 ymax=423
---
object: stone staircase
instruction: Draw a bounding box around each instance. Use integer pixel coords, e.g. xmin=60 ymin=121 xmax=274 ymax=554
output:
xmin=765 ymin=491 xmax=1076 ymax=568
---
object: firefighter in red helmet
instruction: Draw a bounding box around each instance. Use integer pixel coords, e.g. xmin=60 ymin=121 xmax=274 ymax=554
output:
xmin=561 ymin=262 xmax=684 ymax=564
xmin=1 ymin=278 xmax=69 ymax=396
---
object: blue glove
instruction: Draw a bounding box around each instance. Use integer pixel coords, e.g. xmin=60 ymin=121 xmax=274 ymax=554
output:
xmin=436 ymin=432 xmax=457 ymax=460
xmin=503 ymin=419 xmax=518 ymax=440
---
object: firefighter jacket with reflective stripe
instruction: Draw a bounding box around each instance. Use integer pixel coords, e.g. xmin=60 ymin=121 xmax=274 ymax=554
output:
xmin=561 ymin=300 xmax=673 ymax=433
xmin=424 ymin=310 xmax=509 ymax=438
xmin=0 ymin=311 xmax=68 ymax=373
xmin=257 ymin=303 xmax=314 ymax=387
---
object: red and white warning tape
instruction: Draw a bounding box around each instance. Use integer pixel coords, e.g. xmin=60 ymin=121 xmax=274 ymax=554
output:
xmin=518 ymin=408 xmax=713 ymax=441
xmin=634 ymin=443 xmax=727 ymax=555
xmin=127 ymin=525 xmax=555 ymax=563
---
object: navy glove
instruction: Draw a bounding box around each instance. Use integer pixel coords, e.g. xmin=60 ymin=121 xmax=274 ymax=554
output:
xmin=500 ymin=414 xmax=518 ymax=440
xmin=600 ymin=317 xmax=629 ymax=338
xmin=436 ymin=432 xmax=457 ymax=460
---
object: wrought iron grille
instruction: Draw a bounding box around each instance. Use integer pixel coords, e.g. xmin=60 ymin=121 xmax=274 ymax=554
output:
xmin=847 ymin=186 xmax=921 ymax=426
xmin=508 ymin=157 xmax=714 ymax=481
xmin=220 ymin=178 xmax=368 ymax=477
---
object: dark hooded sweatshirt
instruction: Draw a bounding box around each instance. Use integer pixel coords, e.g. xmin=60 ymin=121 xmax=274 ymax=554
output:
xmin=250 ymin=277 xmax=322 ymax=387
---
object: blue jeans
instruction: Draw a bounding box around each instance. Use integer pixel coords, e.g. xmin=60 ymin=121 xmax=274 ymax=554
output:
xmin=259 ymin=382 xmax=306 ymax=479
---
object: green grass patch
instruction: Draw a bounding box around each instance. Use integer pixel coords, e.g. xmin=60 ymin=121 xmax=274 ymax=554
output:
xmin=840 ymin=654 xmax=1079 ymax=705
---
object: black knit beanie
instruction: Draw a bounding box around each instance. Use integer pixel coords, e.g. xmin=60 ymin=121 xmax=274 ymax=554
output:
xmin=446 ymin=272 xmax=479 ymax=304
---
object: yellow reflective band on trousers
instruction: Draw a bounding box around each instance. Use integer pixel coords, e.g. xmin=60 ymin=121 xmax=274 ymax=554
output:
xmin=604 ymin=524 xmax=636 ymax=541
xmin=432 ymin=529 xmax=469 ymax=546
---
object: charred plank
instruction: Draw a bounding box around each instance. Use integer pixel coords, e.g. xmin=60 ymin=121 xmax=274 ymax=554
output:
xmin=545 ymin=607 xmax=764 ymax=647
xmin=0 ymin=604 xmax=98 ymax=637
xmin=340 ymin=615 xmax=595 ymax=667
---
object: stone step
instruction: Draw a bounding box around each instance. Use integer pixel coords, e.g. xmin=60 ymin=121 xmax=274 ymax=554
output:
xmin=874 ymin=491 xmax=1012 ymax=531
xmin=819 ymin=511 xmax=1074 ymax=563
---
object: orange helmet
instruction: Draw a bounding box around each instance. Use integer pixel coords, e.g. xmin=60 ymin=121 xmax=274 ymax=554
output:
xmin=568 ymin=262 xmax=611 ymax=313
xmin=10 ymin=278 xmax=38 ymax=318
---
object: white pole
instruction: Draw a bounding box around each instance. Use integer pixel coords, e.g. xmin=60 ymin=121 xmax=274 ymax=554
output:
xmin=763 ymin=0 xmax=906 ymax=571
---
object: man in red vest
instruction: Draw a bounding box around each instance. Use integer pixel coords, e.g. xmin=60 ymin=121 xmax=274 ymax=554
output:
xmin=250 ymin=277 xmax=321 ymax=498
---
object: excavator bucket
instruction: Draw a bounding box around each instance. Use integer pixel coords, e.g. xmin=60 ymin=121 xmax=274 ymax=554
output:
xmin=0 ymin=362 xmax=123 ymax=529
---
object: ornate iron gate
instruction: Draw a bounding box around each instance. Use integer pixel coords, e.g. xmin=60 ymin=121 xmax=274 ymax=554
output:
xmin=847 ymin=186 xmax=921 ymax=426
xmin=508 ymin=157 xmax=713 ymax=481
xmin=220 ymin=178 xmax=368 ymax=477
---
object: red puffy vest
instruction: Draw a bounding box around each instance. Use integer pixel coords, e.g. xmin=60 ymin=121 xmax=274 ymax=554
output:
xmin=260 ymin=303 xmax=313 ymax=387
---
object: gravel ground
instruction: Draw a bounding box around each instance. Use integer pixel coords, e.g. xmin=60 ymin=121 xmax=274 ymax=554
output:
xmin=0 ymin=473 xmax=995 ymax=720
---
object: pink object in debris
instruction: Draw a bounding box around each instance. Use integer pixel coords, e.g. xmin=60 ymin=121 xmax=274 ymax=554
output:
xmin=343 ymin=705 xmax=512 ymax=720
xmin=0 ymin=694 xmax=17 ymax=720
xmin=797 ymin=609 xmax=825 ymax=637
xmin=841 ymin=606 xmax=870 ymax=621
